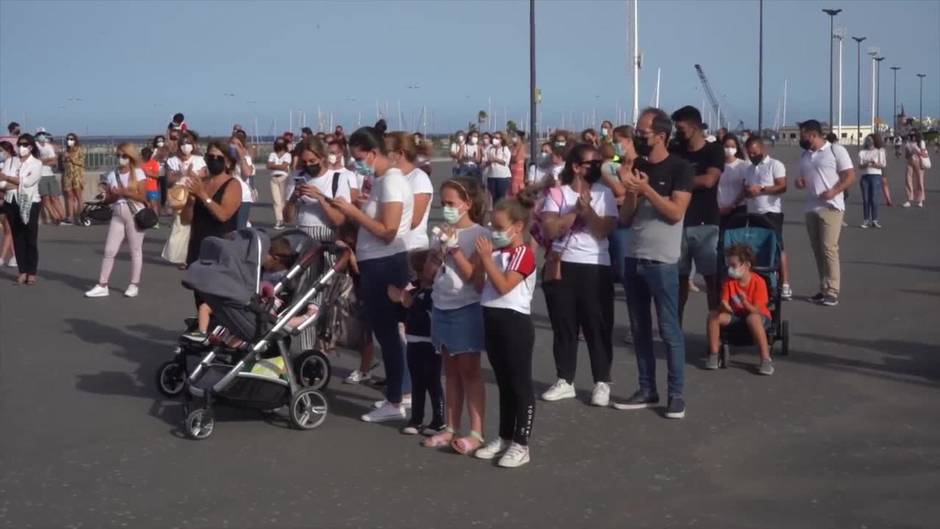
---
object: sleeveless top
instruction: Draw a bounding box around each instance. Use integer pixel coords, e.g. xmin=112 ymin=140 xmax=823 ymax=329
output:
xmin=186 ymin=178 xmax=239 ymax=265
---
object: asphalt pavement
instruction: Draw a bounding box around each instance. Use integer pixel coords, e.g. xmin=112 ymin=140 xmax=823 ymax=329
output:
xmin=1 ymin=146 xmax=938 ymax=529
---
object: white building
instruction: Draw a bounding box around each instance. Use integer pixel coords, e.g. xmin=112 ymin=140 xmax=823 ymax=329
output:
xmin=777 ymin=124 xmax=875 ymax=145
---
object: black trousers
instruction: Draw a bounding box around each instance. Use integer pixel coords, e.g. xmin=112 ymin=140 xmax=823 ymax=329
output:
xmin=406 ymin=341 xmax=444 ymax=427
xmin=484 ymin=307 xmax=535 ymax=445
xmin=8 ymin=201 xmax=40 ymax=275
xmin=542 ymin=262 xmax=614 ymax=384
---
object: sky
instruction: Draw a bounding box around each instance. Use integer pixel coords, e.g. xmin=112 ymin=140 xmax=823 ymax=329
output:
xmin=1 ymin=0 xmax=938 ymax=137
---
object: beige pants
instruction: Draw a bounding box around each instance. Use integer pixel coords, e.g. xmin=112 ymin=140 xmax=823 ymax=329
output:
xmin=270 ymin=174 xmax=287 ymax=224
xmin=905 ymin=162 xmax=926 ymax=203
xmin=805 ymin=208 xmax=843 ymax=297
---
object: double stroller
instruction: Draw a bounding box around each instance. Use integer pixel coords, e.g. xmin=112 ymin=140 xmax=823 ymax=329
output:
xmin=717 ymin=214 xmax=791 ymax=363
xmin=156 ymin=228 xmax=351 ymax=440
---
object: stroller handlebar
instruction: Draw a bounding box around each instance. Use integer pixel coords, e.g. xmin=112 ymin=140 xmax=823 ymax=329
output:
xmin=332 ymin=247 xmax=352 ymax=273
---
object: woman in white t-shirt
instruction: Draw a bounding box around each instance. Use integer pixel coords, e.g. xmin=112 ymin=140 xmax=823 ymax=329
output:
xmin=527 ymin=142 xmax=565 ymax=186
xmin=266 ymin=137 xmax=292 ymax=230
xmin=0 ymin=141 xmax=17 ymax=267
xmin=421 ymin=177 xmax=490 ymax=453
xmin=858 ymin=134 xmax=888 ymax=227
xmin=0 ymin=134 xmax=43 ymax=284
xmin=386 ymin=132 xmax=433 ymax=251
xmin=717 ymin=134 xmax=748 ymax=220
xmin=456 ymin=131 xmax=482 ymax=179
xmin=84 ymin=144 xmax=149 ymax=298
xmin=331 ymin=123 xmax=415 ymax=424
xmin=229 ymin=131 xmax=255 ymax=228
xmin=485 ymin=131 xmax=513 ymax=204
xmin=162 ymin=132 xmax=206 ymax=268
xmin=539 ymin=143 xmax=618 ymax=406
xmin=903 ymin=132 xmax=929 ymax=208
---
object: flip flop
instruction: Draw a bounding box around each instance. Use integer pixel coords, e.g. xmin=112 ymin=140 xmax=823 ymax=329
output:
xmin=423 ymin=427 xmax=455 ymax=448
xmin=451 ymin=431 xmax=484 ymax=455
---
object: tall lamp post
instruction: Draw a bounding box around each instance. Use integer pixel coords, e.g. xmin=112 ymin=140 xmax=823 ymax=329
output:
xmin=823 ymin=8 xmax=842 ymax=131
xmin=868 ymin=49 xmax=878 ymax=132
xmin=852 ymin=36 xmax=866 ymax=146
xmin=758 ymin=0 xmax=763 ymax=134
xmin=834 ymin=29 xmax=844 ymax=138
xmin=875 ymin=56 xmax=885 ymax=133
xmin=529 ymin=0 xmax=537 ymax=160
xmin=890 ymin=66 xmax=901 ymax=133
xmin=917 ymin=73 xmax=927 ymax=123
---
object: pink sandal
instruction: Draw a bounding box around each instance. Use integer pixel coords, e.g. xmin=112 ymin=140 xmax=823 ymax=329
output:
xmin=451 ymin=431 xmax=484 ymax=455
xmin=423 ymin=427 xmax=455 ymax=448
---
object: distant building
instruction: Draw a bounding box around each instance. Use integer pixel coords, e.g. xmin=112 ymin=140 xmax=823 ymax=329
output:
xmin=777 ymin=124 xmax=874 ymax=145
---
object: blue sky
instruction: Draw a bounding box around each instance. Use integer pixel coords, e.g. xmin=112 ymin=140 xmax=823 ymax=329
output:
xmin=1 ymin=0 xmax=938 ymax=136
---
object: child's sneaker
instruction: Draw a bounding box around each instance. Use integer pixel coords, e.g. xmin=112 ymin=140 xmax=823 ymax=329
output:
xmin=344 ymin=370 xmax=372 ymax=384
xmin=758 ymin=358 xmax=775 ymax=376
xmin=421 ymin=422 xmax=448 ymax=436
xmin=497 ymin=443 xmax=530 ymax=468
xmin=475 ymin=438 xmax=510 ymax=460
xmin=400 ymin=422 xmax=421 ymax=435
xmin=361 ymin=402 xmax=406 ymax=423
xmin=181 ymin=330 xmax=209 ymax=344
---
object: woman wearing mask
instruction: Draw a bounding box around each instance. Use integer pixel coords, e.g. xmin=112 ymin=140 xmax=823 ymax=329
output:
xmin=386 ymin=132 xmax=433 ymax=252
xmin=599 ymin=121 xmax=614 ymax=144
xmin=539 ymin=144 xmax=618 ymax=407
xmin=457 ymin=131 xmax=482 ymax=179
xmin=903 ymin=132 xmax=928 ymax=208
xmin=485 ymin=131 xmax=512 ymax=204
xmin=0 ymin=141 xmax=18 ymax=267
xmin=62 ymin=133 xmax=85 ymax=225
xmin=161 ymin=132 xmax=205 ymax=269
xmin=330 ymin=123 xmax=415 ymax=424
xmin=717 ymin=134 xmax=748 ymax=222
xmin=0 ymin=134 xmax=43 ymax=284
xmin=229 ymin=130 xmax=255 ymax=229
xmin=267 ymin=137 xmax=292 ymax=230
xmin=84 ymin=144 xmax=149 ymax=298
xmin=509 ymin=130 xmax=527 ymax=196
xmin=527 ymin=142 xmax=565 ymax=186
xmin=858 ymin=134 xmax=887 ymax=228
xmin=152 ymin=135 xmax=169 ymax=211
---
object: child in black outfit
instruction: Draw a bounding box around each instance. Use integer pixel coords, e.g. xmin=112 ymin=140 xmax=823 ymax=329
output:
xmin=388 ymin=250 xmax=446 ymax=435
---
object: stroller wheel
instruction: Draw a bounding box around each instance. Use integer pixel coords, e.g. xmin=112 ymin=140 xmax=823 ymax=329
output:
xmin=294 ymin=350 xmax=331 ymax=390
xmin=780 ymin=320 xmax=790 ymax=356
xmin=80 ymin=217 xmax=92 ymax=226
xmin=289 ymin=388 xmax=328 ymax=430
xmin=184 ymin=408 xmax=215 ymax=440
xmin=156 ymin=360 xmax=186 ymax=397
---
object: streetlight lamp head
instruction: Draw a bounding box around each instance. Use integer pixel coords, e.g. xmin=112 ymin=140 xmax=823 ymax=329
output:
xmin=822 ymin=8 xmax=842 ymax=16
xmin=852 ymin=36 xmax=866 ymax=43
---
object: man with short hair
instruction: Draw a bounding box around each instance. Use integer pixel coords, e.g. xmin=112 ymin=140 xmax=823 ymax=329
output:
xmin=669 ymin=105 xmax=725 ymax=323
xmin=743 ymin=136 xmax=792 ymax=299
xmin=796 ymin=120 xmax=855 ymax=307
xmin=0 ymin=122 xmax=21 ymax=146
xmin=614 ymin=107 xmax=693 ymax=419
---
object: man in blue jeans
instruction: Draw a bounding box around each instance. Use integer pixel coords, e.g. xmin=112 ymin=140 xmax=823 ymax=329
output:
xmin=613 ymin=107 xmax=693 ymax=419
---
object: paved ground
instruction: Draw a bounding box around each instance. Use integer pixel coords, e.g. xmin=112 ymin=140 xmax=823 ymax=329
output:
xmin=1 ymin=146 xmax=938 ymax=529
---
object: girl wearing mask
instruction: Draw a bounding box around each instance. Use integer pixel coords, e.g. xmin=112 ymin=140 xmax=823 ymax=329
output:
xmin=140 ymin=147 xmax=162 ymax=217
xmin=63 ymin=133 xmax=85 ymax=225
xmin=421 ymin=177 xmax=489 ymax=454
xmin=35 ymin=132 xmax=65 ymax=225
xmin=386 ymin=132 xmax=433 ymax=252
xmin=539 ymin=144 xmax=618 ymax=407
xmin=0 ymin=141 xmax=17 ymax=267
xmin=485 ymin=131 xmax=512 ymax=203
xmin=267 ymin=137 xmax=292 ymax=230
xmin=0 ymin=134 xmax=45 ymax=284
xmin=84 ymin=144 xmax=149 ymax=298
xmin=449 ymin=130 xmax=465 ymax=177
xmin=330 ymin=123 xmax=415 ymax=424
xmin=717 ymin=134 xmax=748 ymax=221
xmin=509 ymin=131 xmax=527 ymax=196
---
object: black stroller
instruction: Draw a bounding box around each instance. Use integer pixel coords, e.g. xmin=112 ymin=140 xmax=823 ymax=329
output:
xmin=177 ymin=228 xmax=351 ymax=439
xmin=78 ymin=193 xmax=112 ymax=226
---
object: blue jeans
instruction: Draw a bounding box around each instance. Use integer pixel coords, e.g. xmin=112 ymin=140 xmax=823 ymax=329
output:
xmin=487 ymin=177 xmax=511 ymax=205
xmin=359 ymin=252 xmax=411 ymax=403
xmin=859 ymin=173 xmax=883 ymax=221
xmin=623 ymin=258 xmax=685 ymax=398
xmin=608 ymin=226 xmax=633 ymax=284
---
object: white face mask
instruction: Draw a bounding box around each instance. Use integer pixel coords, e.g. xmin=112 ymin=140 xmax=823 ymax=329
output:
xmin=511 ymin=136 xmax=519 ymax=144
xmin=118 ymin=156 xmax=130 ymax=167
xmin=156 ymin=141 xmax=165 ymax=148
xmin=327 ymin=153 xmax=338 ymax=165
xmin=470 ymin=137 xmax=479 ymax=145
xmin=180 ymin=144 xmax=194 ymax=155
xmin=457 ymin=136 xmax=465 ymax=143
xmin=18 ymin=146 xmax=31 ymax=157
xmin=724 ymin=147 xmax=737 ymax=158
xmin=67 ymin=139 xmax=75 ymax=147
xmin=492 ymin=138 xmax=502 ymax=146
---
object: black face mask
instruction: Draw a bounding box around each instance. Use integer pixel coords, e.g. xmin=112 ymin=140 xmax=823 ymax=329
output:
xmin=584 ymin=161 xmax=603 ymax=183
xmin=304 ymin=163 xmax=320 ymax=177
xmin=205 ymin=155 xmax=226 ymax=175
xmin=634 ymin=135 xmax=653 ymax=157
xmin=799 ymin=139 xmax=811 ymax=150
xmin=749 ymin=155 xmax=764 ymax=165
xmin=674 ymin=129 xmax=689 ymax=145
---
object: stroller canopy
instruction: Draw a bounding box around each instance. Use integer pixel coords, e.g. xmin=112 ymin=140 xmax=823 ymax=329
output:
xmin=182 ymin=228 xmax=271 ymax=305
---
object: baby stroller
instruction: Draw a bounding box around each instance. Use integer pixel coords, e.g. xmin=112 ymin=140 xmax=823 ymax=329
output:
xmin=177 ymin=228 xmax=351 ymax=440
xmin=78 ymin=193 xmax=113 ymax=226
xmin=717 ymin=214 xmax=791 ymax=364
xmin=154 ymin=229 xmax=329 ymax=398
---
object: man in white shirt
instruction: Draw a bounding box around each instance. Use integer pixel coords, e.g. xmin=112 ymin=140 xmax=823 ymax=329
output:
xmin=795 ymin=120 xmax=855 ymax=307
xmin=743 ymin=136 xmax=792 ymax=299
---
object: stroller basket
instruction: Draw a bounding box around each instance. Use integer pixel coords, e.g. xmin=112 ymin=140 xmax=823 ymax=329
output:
xmin=189 ymin=363 xmax=289 ymax=408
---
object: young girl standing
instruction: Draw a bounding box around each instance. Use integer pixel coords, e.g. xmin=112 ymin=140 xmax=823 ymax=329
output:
xmin=422 ymin=177 xmax=489 ymax=454
xmin=473 ymin=193 xmax=538 ymax=468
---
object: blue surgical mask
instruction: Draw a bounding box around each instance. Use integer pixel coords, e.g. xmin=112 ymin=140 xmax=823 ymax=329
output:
xmin=354 ymin=158 xmax=374 ymax=178
xmin=614 ymin=143 xmax=625 ymax=157
xmin=442 ymin=206 xmax=463 ymax=225
xmin=491 ymin=229 xmax=514 ymax=249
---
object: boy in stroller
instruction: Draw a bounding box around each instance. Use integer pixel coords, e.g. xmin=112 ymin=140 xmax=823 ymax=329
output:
xmin=706 ymin=243 xmax=775 ymax=376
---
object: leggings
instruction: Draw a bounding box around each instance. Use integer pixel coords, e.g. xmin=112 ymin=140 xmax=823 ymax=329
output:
xmin=484 ymin=307 xmax=535 ymax=445
xmin=8 ymin=201 xmax=40 ymax=275
xmin=406 ymin=341 xmax=444 ymax=427
xmin=359 ymin=252 xmax=410 ymax=404
xmin=99 ymin=202 xmax=145 ymax=285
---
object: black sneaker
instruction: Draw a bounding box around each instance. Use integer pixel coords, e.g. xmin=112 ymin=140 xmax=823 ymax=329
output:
xmin=421 ymin=422 xmax=448 ymax=436
xmin=809 ymin=292 xmax=825 ymax=304
xmin=612 ymin=389 xmax=660 ymax=410
xmin=821 ymin=295 xmax=839 ymax=307
xmin=665 ymin=396 xmax=686 ymax=419
xmin=181 ymin=330 xmax=209 ymax=344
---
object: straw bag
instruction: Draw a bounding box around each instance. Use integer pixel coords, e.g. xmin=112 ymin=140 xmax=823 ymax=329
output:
xmin=161 ymin=214 xmax=191 ymax=265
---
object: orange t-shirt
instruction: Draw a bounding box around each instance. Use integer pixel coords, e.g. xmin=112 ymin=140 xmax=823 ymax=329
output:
xmin=142 ymin=159 xmax=160 ymax=191
xmin=722 ymin=273 xmax=771 ymax=318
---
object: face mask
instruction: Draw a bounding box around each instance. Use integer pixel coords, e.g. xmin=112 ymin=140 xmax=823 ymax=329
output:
xmin=118 ymin=156 xmax=130 ymax=167
xmin=354 ymin=158 xmax=374 ymax=177
xmin=206 ymin=155 xmax=226 ymax=175
xmin=614 ymin=143 xmax=625 ymax=157
xmin=304 ymin=163 xmax=321 ymax=177
xmin=228 ymin=145 xmax=239 ymax=158
xmin=470 ymin=137 xmax=479 ymax=145
xmin=327 ymin=153 xmax=338 ymax=165
xmin=724 ymin=147 xmax=737 ymax=158
xmin=491 ymin=229 xmax=514 ymax=249
xmin=583 ymin=161 xmax=602 ymax=184
xmin=156 ymin=141 xmax=165 ymax=148
xmin=601 ymin=128 xmax=609 ymax=137
xmin=180 ymin=144 xmax=194 ymax=155
xmin=457 ymin=136 xmax=465 ymax=143
xmin=634 ymin=135 xmax=653 ymax=157
xmin=67 ymin=139 xmax=75 ymax=147
xmin=492 ymin=138 xmax=502 ymax=146
xmin=511 ymin=136 xmax=519 ymax=144
xmin=442 ymin=206 xmax=464 ymax=225
xmin=799 ymin=139 xmax=811 ymax=150
xmin=727 ymin=265 xmax=744 ymax=279
xmin=538 ymin=153 xmax=551 ymax=166
xmin=554 ymin=140 xmax=566 ymax=147
xmin=749 ymin=155 xmax=764 ymax=166
xmin=18 ymin=146 xmax=30 ymax=157
xmin=483 ymin=138 xmax=491 ymax=145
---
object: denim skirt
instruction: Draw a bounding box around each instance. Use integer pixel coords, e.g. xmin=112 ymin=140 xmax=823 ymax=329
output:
xmin=431 ymin=302 xmax=485 ymax=354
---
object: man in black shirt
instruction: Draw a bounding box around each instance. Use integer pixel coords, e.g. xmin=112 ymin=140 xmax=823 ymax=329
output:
xmin=669 ymin=105 xmax=725 ymax=324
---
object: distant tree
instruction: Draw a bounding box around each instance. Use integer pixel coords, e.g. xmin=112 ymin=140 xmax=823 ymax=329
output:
xmin=506 ymin=120 xmax=518 ymax=133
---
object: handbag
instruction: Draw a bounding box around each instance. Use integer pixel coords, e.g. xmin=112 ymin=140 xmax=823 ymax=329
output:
xmin=921 ymin=156 xmax=932 ymax=170
xmin=319 ymin=273 xmax=368 ymax=350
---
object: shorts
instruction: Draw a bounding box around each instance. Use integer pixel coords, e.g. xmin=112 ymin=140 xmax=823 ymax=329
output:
xmin=38 ymin=175 xmax=61 ymax=197
xmin=760 ymin=212 xmax=785 ymax=249
xmin=728 ymin=313 xmax=772 ymax=330
xmin=431 ymin=303 xmax=485 ymax=354
xmin=146 ymin=191 xmax=161 ymax=201
xmin=679 ymin=224 xmax=719 ymax=276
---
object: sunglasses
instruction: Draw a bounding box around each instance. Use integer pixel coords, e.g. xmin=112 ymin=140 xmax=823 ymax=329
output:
xmin=17 ymin=143 xmax=29 ymax=147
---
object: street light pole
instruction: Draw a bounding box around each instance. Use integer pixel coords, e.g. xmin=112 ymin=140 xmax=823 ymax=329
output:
xmin=890 ymin=66 xmax=901 ymax=132
xmin=917 ymin=73 xmax=927 ymax=123
xmin=869 ymin=51 xmax=878 ymax=131
xmin=529 ymin=0 xmax=538 ymax=159
xmin=852 ymin=36 xmax=866 ymax=145
xmin=874 ymin=56 xmax=885 ymax=133
xmin=758 ymin=0 xmax=763 ymax=134
xmin=823 ymin=9 xmax=842 ymax=131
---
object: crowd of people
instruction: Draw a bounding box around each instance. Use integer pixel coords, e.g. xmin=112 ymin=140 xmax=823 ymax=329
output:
xmin=0 ymin=105 xmax=934 ymax=468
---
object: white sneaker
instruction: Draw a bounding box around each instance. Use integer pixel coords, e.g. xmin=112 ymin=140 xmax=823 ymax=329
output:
xmin=5 ymin=256 xmax=16 ymax=268
xmin=361 ymin=402 xmax=406 ymax=423
xmin=902 ymin=201 xmax=912 ymax=208
xmin=917 ymin=201 xmax=924 ymax=208
xmin=541 ymin=379 xmax=576 ymax=402
xmin=591 ymin=382 xmax=611 ymax=407
xmin=373 ymin=395 xmax=412 ymax=409
xmin=497 ymin=442 xmax=530 ymax=468
xmin=475 ymin=438 xmax=510 ymax=460
xmin=542 ymin=378 xmax=575 ymax=402
xmin=84 ymin=284 xmax=109 ymax=298
xmin=781 ymin=283 xmax=793 ymax=301
xmin=344 ymin=370 xmax=372 ymax=384
xmin=860 ymin=221 xmax=870 ymax=229
xmin=124 ymin=284 xmax=139 ymax=298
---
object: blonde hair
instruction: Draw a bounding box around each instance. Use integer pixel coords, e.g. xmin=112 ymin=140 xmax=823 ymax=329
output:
xmin=116 ymin=142 xmax=141 ymax=170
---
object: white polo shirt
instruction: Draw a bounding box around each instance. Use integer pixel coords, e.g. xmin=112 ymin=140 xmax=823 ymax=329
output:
xmin=745 ymin=155 xmax=786 ymax=214
xmin=799 ymin=141 xmax=853 ymax=212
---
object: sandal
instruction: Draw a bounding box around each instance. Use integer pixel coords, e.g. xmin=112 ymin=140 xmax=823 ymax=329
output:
xmin=422 ymin=427 xmax=455 ymax=448
xmin=15 ymin=274 xmax=27 ymax=284
xmin=26 ymin=276 xmax=37 ymax=285
xmin=451 ymin=431 xmax=485 ymax=455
